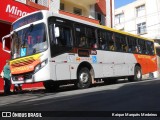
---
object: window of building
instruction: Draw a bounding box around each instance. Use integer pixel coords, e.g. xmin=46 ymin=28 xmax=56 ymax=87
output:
xmin=97 ymin=13 xmax=102 ymax=22
xmin=137 ymin=22 xmax=147 ymax=34
xmin=60 ymin=3 xmax=65 ymax=10
xmin=15 ymin=0 xmax=26 ymax=4
xmin=30 ymin=0 xmax=48 ymax=7
xmin=115 ymin=13 xmax=124 ymax=24
xmin=35 ymin=0 xmax=38 ymax=3
xmin=96 ymin=13 xmax=105 ymax=25
xmin=73 ymin=7 xmax=82 ymax=15
xmin=136 ymin=5 xmax=145 ymax=17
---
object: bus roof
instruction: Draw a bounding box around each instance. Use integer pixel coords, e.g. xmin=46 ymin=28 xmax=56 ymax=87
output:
xmin=13 ymin=10 xmax=154 ymax=42
xmin=99 ymin=25 xmax=154 ymax=42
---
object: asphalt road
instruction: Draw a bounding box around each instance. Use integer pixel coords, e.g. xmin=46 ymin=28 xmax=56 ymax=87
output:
xmin=0 ymin=79 xmax=160 ymax=120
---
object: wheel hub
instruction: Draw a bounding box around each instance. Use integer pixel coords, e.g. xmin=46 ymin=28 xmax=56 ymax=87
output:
xmin=80 ymin=73 xmax=88 ymax=83
xmin=136 ymin=70 xmax=141 ymax=78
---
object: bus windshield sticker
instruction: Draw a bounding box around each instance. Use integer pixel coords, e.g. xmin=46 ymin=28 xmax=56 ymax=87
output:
xmin=20 ymin=48 xmax=27 ymax=57
xmin=67 ymin=55 xmax=74 ymax=62
xmin=92 ymin=56 xmax=97 ymax=63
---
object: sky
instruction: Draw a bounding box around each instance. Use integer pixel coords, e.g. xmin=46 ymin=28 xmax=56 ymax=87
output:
xmin=114 ymin=0 xmax=136 ymax=8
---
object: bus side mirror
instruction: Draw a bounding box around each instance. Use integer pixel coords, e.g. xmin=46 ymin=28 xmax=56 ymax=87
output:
xmin=2 ymin=34 xmax=11 ymax=53
xmin=55 ymin=27 xmax=60 ymax=38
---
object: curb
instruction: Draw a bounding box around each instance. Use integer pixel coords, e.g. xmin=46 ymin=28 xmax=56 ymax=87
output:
xmin=0 ymin=87 xmax=44 ymax=94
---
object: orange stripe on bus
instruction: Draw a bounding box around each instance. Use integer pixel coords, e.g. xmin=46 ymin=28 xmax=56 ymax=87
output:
xmin=10 ymin=59 xmax=41 ymax=74
xmin=134 ymin=54 xmax=158 ymax=74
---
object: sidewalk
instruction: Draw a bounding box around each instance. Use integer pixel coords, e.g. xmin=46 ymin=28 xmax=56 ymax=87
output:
xmin=0 ymin=86 xmax=44 ymax=95
xmin=0 ymin=81 xmax=43 ymax=94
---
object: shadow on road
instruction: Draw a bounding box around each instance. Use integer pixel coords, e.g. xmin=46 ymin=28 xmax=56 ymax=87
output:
xmin=0 ymin=78 xmax=153 ymax=96
xmin=0 ymin=78 xmax=159 ymax=120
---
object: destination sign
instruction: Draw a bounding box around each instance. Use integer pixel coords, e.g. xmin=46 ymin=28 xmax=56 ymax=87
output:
xmin=13 ymin=12 xmax=43 ymax=30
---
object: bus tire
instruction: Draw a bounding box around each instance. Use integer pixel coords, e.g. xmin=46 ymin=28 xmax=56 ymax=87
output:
xmin=128 ymin=66 xmax=142 ymax=82
xmin=77 ymin=67 xmax=91 ymax=89
xmin=43 ymin=80 xmax=59 ymax=92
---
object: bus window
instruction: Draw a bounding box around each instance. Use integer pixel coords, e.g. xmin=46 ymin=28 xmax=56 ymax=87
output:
xmin=127 ymin=37 xmax=137 ymax=53
xmin=56 ymin=25 xmax=72 ymax=47
xmin=86 ymin=27 xmax=97 ymax=49
xmin=49 ymin=22 xmax=73 ymax=57
xmin=137 ymin=39 xmax=147 ymax=54
xmin=75 ymin=25 xmax=88 ymax=48
xmin=75 ymin=25 xmax=96 ymax=49
xmin=97 ymin=29 xmax=108 ymax=50
xmin=79 ymin=36 xmax=88 ymax=47
xmin=122 ymin=36 xmax=128 ymax=52
xmin=115 ymin=34 xmax=121 ymax=52
xmin=146 ymin=41 xmax=154 ymax=55
xmin=108 ymin=32 xmax=115 ymax=51
xmin=115 ymin=34 xmax=127 ymax=52
xmin=49 ymin=24 xmax=56 ymax=45
xmin=12 ymin=32 xmax=20 ymax=58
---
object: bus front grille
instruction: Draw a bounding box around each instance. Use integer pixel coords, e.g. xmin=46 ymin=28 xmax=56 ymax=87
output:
xmin=12 ymin=72 xmax=33 ymax=81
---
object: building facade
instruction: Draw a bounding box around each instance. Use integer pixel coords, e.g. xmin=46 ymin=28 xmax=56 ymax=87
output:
xmin=114 ymin=0 xmax=160 ymax=39
xmin=114 ymin=0 xmax=160 ymax=77
xmin=0 ymin=0 xmax=113 ymax=91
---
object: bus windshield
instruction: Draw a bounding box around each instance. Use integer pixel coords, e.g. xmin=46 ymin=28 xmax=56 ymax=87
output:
xmin=11 ymin=23 xmax=47 ymax=59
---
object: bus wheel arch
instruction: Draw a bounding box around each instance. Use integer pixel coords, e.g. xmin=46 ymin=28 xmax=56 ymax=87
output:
xmin=128 ymin=64 xmax=142 ymax=82
xmin=76 ymin=62 xmax=95 ymax=89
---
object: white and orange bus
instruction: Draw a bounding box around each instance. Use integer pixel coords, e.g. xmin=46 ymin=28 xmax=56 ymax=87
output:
xmin=2 ymin=10 xmax=157 ymax=91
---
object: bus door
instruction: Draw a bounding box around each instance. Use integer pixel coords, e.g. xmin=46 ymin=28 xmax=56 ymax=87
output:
xmin=49 ymin=19 xmax=73 ymax=80
xmin=56 ymin=24 xmax=73 ymax=80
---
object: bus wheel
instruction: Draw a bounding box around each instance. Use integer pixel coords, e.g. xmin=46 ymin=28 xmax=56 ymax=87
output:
xmin=128 ymin=66 xmax=142 ymax=82
xmin=43 ymin=80 xmax=59 ymax=92
xmin=77 ymin=67 xmax=91 ymax=89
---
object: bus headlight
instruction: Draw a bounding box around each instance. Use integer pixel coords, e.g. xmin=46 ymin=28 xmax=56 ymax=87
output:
xmin=34 ymin=59 xmax=48 ymax=73
xmin=35 ymin=64 xmax=41 ymax=72
xmin=41 ymin=60 xmax=47 ymax=67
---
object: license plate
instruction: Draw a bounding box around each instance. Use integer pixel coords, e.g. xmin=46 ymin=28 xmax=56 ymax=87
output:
xmin=18 ymin=76 xmax=24 ymax=81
